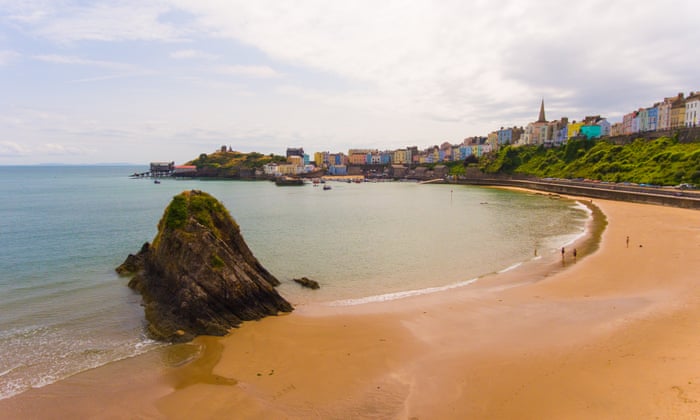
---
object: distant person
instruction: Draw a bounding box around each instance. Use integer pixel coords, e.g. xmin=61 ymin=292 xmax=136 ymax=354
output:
xmin=626 ymin=236 xmax=630 ymax=248
xmin=573 ymin=248 xmax=577 ymax=260
xmin=561 ymin=247 xmax=565 ymax=259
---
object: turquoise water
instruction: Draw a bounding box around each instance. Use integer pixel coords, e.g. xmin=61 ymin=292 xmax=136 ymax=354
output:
xmin=0 ymin=166 xmax=588 ymax=399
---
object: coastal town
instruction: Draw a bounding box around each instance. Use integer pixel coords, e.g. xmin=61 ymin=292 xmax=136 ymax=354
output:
xmin=201 ymin=90 xmax=700 ymax=179
xmin=142 ymin=89 xmax=700 ymax=184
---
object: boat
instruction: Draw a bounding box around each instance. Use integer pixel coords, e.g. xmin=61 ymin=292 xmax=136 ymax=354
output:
xmin=323 ymin=184 xmax=332 ymax=190
xmin=275 ymin=176 xmax=305 ymax=186
xmin=154 ymin=179 xmax=161 ymax=184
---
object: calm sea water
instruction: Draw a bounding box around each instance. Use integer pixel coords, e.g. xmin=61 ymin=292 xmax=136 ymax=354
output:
xmin=0 ymin=166 xmax=588 ymax=399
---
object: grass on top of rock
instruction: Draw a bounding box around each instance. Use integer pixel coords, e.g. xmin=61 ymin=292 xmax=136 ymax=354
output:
xmin=159 ymin=191 xmax=239 ymax=237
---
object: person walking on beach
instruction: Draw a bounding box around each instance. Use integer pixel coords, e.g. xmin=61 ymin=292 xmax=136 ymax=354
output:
xmin=561 ymin=247 xmax=565 ymax=259
xmin=626 ymin=236 xmax=630 ymax=248
xmin=573 ymin=248 xmax=577 ymax=260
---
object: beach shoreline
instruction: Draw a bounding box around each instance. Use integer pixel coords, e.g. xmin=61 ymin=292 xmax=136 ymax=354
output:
xmin=2 ymin=196 xmax=700 ymax=418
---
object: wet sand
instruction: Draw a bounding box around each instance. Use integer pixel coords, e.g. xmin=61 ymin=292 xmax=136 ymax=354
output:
xmin=2 ymin=197 xmax=700 ymax=419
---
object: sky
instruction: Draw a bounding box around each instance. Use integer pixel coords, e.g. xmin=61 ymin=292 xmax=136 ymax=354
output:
xmin=0 ymin=0 xmax=698 ymax=165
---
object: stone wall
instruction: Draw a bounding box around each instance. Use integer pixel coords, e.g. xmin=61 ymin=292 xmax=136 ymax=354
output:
xmin=453 ymin=177 xmax=700 ymax=210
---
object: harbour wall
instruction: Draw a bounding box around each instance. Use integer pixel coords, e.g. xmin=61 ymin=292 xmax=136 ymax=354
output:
xmin=451 ymin=176 xmax=700 ymax=210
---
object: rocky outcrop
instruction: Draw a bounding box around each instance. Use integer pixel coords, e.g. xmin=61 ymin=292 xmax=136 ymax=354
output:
xmin=116 ymin=242 xmax=149 ymax=276
xmin=120 ymin=190 xmax=293 ymax=342
xmin=293 ymin=277 xmax=320 ymax=289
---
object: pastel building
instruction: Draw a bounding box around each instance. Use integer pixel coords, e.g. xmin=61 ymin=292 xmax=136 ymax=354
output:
xmin=328 ymin=165 xmax=347 ymax=175
xmin=497 ymin=128 xmax=511 ymax=145
xmin=393 ymin=149 xmax=408 ymax=164
xmin=671 ymin=96 xmax=686 ymax=128
xmin=631 ymin=112 xmax=640 ymax=133
xmin=546 ymin=117 xmax=569 ymax=145
xmin=685 ymin=92 xmax=700 ymax=127
xmin=638 ymin=107 xmax=658 ymax=132
xmin=487 ymin=132 xmax=498 ymax=150
xmin=610 ymin=122 xmax=624 ymax=136
xmin=497 ymin=127 xmax=520 ymax=145
xmin=348 ymin=149 xmax=370 ymax=165
xmin=580 ymin=125 xmax=602 ymax=139
xmin=567 ymin=121 xmax=584 ymax=139
xmin=314 ymin=151 xmax=328 ymax=167
xmin=657 ymin=93 xmax=684 ymax=130
xmin=622 ymin=111 xmax=637 ymax=134
xmin=646 ymin=107 xmax=658 ymax=132
xmin=521 ymin=99 xmax=549 ymax=145
xmin=579 ymin=116 xmax=610 ymax=139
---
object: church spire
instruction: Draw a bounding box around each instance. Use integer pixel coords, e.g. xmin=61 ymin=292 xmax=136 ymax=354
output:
xmin=537 ymin=98 xmax=547 ymax=123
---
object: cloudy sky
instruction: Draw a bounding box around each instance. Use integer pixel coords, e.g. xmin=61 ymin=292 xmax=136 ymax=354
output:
xmin=0 ymin=1 xmax=698 ymax=164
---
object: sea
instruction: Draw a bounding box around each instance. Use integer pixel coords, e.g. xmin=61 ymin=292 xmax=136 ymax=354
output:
xmin=0 ymin=165 xmax=590 ymax=400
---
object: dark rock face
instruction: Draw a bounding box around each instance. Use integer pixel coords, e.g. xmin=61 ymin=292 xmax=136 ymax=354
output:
xmin=116 ymin=242 xmax=149 ymax=276
xmin=120 ymin=190 xmax=293 ymax=342
xmin=293 ymin=277 xmax=320 ymax=290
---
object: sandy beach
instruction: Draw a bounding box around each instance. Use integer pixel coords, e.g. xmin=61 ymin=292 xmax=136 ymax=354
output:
xmin=3 ymin=196 xmax=700 ymax=419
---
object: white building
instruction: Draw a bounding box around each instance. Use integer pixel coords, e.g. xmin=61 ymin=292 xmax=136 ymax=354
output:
xmin=685 ymin=92 xmax=700 ymax=127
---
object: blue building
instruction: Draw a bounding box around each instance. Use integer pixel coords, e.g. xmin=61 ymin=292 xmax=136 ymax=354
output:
xmin=646 ymin=107 xmax=658 ymax=132
xmin=380 ymin=151 xmax=392 ymax=165
xmin=497 ymin=128 xmax=513 ymax=145
xmin=328 ymin=165 xmax=347 ymax=175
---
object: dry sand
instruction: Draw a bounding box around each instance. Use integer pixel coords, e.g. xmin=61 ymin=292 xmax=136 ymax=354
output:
xmin=2 ymin=197 xmax=700 ymax=419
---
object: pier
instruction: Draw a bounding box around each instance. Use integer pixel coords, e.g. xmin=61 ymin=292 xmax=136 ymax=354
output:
xmin=130 ymin=162 xmax=197 ymax=178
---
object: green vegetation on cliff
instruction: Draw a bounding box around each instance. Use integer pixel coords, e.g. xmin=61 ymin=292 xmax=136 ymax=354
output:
xmin=480 ymin=137 xmax=700 ymax=186
xmin=187 ymin=150 xmax=287 ymax=176
xmin=157 ymin=190 xmax=239 ymax=246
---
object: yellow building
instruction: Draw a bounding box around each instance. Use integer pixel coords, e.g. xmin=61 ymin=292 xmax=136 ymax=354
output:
xmin=567 ymin=121 xmax=584 ymax=139
xmin=277 ymin=163 xmax=301 ymax=175
xmin=393 ymin=149 xmax=408 ymax=164
xmin=314 ymin=152 xmax=325 ymax=167
xmin=672 ymin=100 xmax=686 ymax=128
xmin=288 ymin=155 xmax=303 ymax=167
xmin=487 ymin=132 xmax=498 ymax=151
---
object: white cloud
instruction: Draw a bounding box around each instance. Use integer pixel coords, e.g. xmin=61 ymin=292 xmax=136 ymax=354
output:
xmin=0 ymin=141 xmax=30 ymax=156
xmin=2 ymin=0 xmax=700 ymax=163
xmin=3 ymin=1 xmax=183 ymax=43
xmin=170 ymin=49 xmax=219 ymax=60
xmin=170 ymin=0 xmax=700 ymax=126
xmin=0 ymin=140 xmax=88 ymax=158
xmin=214 ymin=64 xmax=282 ymax=79
xmin=44 ymin=143 xmax=90 ymax=155
xmin=0 ymin=50 xmax=20 ymax=66
xmin=33 ymin=54 xmax=132 ymax=69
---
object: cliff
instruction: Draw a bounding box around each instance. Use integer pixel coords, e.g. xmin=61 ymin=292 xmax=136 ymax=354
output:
xmin=119 ymin=190 xmax=293 ymax=342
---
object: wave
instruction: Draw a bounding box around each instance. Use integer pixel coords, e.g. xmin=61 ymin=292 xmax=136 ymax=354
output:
xmin=0 ymin=326 xmax=162 ymax=401
xmin=327 ymin=277 xmax=479 ymax=306
xmin=497 ymin=262 xmax=522 ymax=274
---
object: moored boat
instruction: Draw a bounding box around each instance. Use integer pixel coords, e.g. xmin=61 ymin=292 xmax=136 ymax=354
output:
xmin=275 ymin=176 xmax=305 ymax=186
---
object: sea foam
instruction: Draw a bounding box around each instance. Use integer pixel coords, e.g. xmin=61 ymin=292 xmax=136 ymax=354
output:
xmin=327 ymin=277 xmax=479 ymax=306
